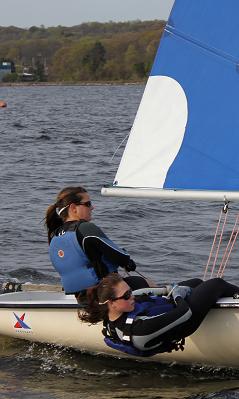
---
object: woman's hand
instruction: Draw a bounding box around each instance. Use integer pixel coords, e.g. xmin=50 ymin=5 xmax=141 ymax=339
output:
xmin=124 ymin=259 xmax=137 ymax=272
xmin=171 ymin=285 xmax=192 ymax=302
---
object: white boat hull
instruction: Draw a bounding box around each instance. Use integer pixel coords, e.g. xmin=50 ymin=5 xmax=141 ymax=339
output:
xmin=0 ymin=291 xmax=238 ymax=368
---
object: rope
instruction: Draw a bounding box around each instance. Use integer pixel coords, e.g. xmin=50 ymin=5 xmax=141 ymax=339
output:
xmin=203 ymin=208 xmax=225 ymax=280
xmin=209 ymin=210 xmax=228 ymax=278
xmin=135 ymin=270 xmax=149 ymax=279
xmin=204 ymin=201 xmax=239 ymax=280
xmin=124 ymin=269 xmax=158 ymax=287
xmin=110 ymin=133 xmax=130 ymax=162
xmin=217 ymin=213 xmax=239 ymax=277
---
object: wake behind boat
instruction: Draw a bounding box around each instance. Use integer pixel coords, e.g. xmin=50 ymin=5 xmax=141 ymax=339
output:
xmin=0 ymin=283 xmax=239 ymax=368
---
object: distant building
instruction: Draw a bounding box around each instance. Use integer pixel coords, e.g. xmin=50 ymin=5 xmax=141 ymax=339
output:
xmin=21 ymin=66 xmax=34 ymax=81
xmin=0 ymin=60 xmax=15 ymax=81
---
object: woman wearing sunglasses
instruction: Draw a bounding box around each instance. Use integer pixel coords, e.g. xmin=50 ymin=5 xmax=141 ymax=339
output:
xmin=45 ymin=186 xmax=149 ymax=297
xmin=79 ymin=273 xmax=239 ymax=356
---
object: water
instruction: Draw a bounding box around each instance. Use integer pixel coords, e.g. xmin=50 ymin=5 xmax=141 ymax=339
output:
xmin=0 ymin=84 xmax=239 ymax=398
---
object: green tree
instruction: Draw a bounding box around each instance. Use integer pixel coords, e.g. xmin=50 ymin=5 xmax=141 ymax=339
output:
xmin=35 ymin=60 xmax=46 ymax=81
xmin=124 ymin=44 xmax=139 ymax=66
xmin=2 ymin=72 xmax=19 ymax=82
xmin=133 ymin=62 xmax=146 ymax=78
xmin=82 ymin=41 xmax=106 ymax=74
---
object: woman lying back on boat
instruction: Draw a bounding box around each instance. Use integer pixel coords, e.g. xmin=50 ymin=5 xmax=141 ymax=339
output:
xmin=45 ymin=186 xmax=149 ymax=297
xmin=79 ymin=273 xmax=239 ymax=356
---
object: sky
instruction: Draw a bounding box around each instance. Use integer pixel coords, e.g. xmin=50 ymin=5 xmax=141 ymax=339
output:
xmin=1 ymin=0 xmax=175 ymax=29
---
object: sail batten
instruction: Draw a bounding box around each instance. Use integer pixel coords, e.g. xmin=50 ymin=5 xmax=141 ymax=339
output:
xmin=102 ymin=0 xmax=239 ymax=201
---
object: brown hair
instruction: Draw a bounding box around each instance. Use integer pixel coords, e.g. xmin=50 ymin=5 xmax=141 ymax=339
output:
xmin=79 ymin=273 xmax=123 ymax=324
xmin=45 ymin=186 xmax=87 ymax=243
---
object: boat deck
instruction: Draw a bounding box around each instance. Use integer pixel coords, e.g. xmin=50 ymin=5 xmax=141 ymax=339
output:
xmin=0 ymin=291 xmax=238 ymax=308
xmin=0 ymin=291 xmax=80 ymax=308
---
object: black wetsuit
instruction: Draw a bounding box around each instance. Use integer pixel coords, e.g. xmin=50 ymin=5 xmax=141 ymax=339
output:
xmin=107 ymin=278 xmax=239 ymax=352
xmin=54 ymin=220 xmax=148 ymax=291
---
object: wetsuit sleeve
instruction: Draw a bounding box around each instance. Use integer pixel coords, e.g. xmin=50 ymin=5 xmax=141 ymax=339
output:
xmin=77 ymin=221 xmax=108 ymax=239
xmin=76 ymin=221 xmax=130 ymax=267
xmin=130 ymin=298 xmax=192 ymax=341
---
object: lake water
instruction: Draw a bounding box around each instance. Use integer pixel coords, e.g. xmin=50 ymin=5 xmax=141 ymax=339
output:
xmin=0 ymin=84 xmax=239 ymax=398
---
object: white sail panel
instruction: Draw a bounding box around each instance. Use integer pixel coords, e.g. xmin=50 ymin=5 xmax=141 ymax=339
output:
xmin=113 ymin=76 xmax=187 ymax=188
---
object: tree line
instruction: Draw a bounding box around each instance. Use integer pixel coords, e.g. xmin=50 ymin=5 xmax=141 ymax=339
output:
xmin=0 ymin=20 xmax=166 ymax=82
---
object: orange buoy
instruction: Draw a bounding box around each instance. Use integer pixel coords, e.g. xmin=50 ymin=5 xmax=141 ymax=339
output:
xmin=0 ymin=101 xmax=7 ymax=108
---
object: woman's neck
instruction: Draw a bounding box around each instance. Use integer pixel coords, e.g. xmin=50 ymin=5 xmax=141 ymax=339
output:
xmin=108 ymin=309 xmax=124 ymax=321
xmin=65 ymin=217 xmax=80 ymax=222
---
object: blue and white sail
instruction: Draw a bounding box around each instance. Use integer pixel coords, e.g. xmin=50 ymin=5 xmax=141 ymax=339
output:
xmin=102 ymin=0 xmax=239 ymax=201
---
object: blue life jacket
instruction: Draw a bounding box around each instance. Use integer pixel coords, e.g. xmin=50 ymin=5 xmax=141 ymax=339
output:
xmin=103 ymin=297 xmax=184 ymax=357
xmin=49 ymin=231 xmax=119 ymax=294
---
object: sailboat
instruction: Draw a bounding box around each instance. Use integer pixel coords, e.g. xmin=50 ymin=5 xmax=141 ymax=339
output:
xmin=0 ymin=0 xmax=239 ymax=368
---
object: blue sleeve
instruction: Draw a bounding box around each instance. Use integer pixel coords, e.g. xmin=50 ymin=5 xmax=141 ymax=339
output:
xmin=131 ymin=298 xmax=192 ymax=337
xmin=77 ymin=222 xmax=130 ymax=267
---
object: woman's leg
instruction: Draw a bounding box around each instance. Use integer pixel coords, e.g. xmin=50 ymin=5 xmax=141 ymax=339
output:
xmin=124 ymin=276 xmax=149 ymax=290
xmin=179 ymin=278 xmax=203 ymax=288
xmin=187 ymin=278 xmax=239 ymax=315
xmin=170 ymin=278 xmax=239 ymax=339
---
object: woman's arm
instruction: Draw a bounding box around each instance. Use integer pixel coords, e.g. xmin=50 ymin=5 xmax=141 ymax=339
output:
xmin=131 ymin=298 xmax=192 ymax=337
xmin=77 ymin=221 xmax=132 ymax=268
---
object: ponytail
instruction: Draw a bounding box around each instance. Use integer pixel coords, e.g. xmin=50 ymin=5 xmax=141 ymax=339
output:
xmin=45 ymin=203 xmax=63 ymax=244
xmin=79 ymin=285 xmax=108 ymax=324
xmin=79 ymin=273 xmax=123 ymax=324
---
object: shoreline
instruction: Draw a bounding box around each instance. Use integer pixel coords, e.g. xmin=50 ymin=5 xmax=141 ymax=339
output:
xmin=0 ymin=80 xmax=146 ymax=87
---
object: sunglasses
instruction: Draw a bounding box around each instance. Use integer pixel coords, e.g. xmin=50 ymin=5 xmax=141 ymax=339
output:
xmin=112 ymin=289 xmax=133 ymax=301
xmin=78 ymin=201 xmax=92 ymax=208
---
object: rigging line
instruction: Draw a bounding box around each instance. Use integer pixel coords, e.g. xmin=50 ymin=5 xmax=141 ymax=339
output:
xmin=218 ymin=230 xmax=239 ymax=277
xmin=210 ymin=210 xmax=228 ymax=279
xmin=110 ymin=132 xmax=130 ymax=162
xmin=216 ymin=214 xmax=239 ymax=277
xmin=134 ymin=270 xmax=160 ymax=288
xmin=126 ymin=269 xmax=159 ymax=288
xmin=203 ymin=209 xmax=223 ymax=280
xmin=165 ymin=26 xmax=239 ymax=66
xmin=218 ymin=214 xmax=239 ymax=277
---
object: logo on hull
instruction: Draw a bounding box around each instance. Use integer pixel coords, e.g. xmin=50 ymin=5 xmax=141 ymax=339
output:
xmin=13 ymin=313 xmax=31 ymax=330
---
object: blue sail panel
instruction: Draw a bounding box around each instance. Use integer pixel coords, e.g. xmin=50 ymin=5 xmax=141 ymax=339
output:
xmin=150 ymin=0 xmax=239 ymax=191
xmin=167 ymin=0 xmax=239 ymax=60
